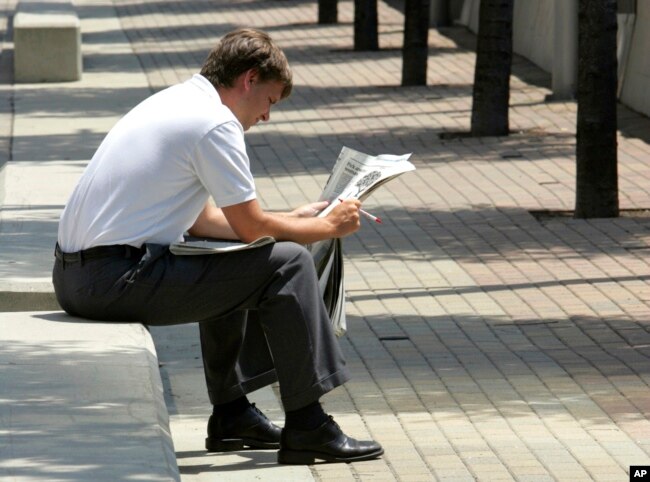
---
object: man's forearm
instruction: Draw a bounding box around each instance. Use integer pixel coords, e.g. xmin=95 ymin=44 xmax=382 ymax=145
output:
xmin=222 ymin=199 xmax=360 ymax=245
xmin=259 ymin=213 xmax=338 ymax=244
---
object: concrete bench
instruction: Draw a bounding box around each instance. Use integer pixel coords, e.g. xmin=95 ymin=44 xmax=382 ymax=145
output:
xmin=13 ymin=0 xmax=82 ymax=82
xmin=0 ymin=311 xmax=181 ymax=481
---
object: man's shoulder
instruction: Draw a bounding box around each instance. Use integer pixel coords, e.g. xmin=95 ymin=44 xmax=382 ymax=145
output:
xmin=176 ymin=76 xmax=239 ymax=126
xmin=131 ymin=77 xmax=237 ymax=131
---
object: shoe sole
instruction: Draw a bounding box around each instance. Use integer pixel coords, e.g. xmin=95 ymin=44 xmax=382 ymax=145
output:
xmin=277 ymin=447 xmax=384 ymax=464
xmin=205 ymin=437 xmax=279 ymax=452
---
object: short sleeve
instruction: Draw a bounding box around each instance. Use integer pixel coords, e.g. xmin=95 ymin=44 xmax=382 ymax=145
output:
xmin=192 ymin=120 xmax=257 ymax=207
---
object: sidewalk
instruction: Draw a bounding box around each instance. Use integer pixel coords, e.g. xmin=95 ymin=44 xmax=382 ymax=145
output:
xmin=1 ymin=0 xmax=650 ymax=480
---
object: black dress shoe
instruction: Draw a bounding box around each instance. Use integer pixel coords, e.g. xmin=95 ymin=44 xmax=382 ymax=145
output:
xmin=205 ymin=403 xmax=281 ymax=451
xmin=278 ymin=416 xmax=383 ymax=464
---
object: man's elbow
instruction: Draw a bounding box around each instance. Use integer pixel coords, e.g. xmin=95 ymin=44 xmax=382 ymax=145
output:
xmin=187 ymin=211 xmax=211 ymax=237
xmin=187 ymin=225 xmax=201 ymax=237
xmin=222 ymin=200 xmax=272 ymax=242
xmin=233 ymin=225 xmax=266 ymax=243
xmin=230 ymin=216 xmax=274 ymax=243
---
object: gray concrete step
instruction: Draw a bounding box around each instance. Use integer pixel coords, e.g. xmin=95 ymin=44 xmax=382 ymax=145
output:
xmin=0 ymin=311 xmax=180 ymax=481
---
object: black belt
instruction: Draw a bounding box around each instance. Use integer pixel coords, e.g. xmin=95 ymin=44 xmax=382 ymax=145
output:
xmin=55 ymin=243 xmax=144 ymax=263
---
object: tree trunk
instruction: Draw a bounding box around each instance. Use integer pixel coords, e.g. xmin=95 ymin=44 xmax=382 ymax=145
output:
xmin=429 ymin=0 xmax=450 ymax=27
xmin=470 ymin=0 xmax=514 ymax=136
xmin=354 ymin=0 xmax=379 ymax=51
xmin=574 ymin=0 xmax=618 ymax=218
xmin=319 ymin=0 xmax=338 ymax=24
xmin=402 ymin=0 xmax=431 ymax=85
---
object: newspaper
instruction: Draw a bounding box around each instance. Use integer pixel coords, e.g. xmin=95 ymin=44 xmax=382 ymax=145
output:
xmin=170 ymin=236 xmax=275 ymax=255
xmin=310 ymin=147 xmax=415 ymax=336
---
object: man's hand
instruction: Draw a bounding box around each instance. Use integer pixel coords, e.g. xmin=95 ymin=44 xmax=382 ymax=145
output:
xmin=325 ymin=198 xmax=361 ymax=238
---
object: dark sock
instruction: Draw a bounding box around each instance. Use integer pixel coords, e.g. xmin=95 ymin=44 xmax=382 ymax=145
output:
xmin=212 ymin=396 xmax=251 ymax=418
xmin=284 ymin=401 xmax=329 ymax=431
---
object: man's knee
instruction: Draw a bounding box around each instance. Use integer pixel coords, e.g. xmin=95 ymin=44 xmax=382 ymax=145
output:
xmin=273 ymin=241 xmax=311 ymax=262
xmin=272 ymin=241 xmax=316 ymax=276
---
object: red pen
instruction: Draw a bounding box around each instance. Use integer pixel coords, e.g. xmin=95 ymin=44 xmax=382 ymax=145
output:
xmin=338 ymin=198 xmax=382 ymax=224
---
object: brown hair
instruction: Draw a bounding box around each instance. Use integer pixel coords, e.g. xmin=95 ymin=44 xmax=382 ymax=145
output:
xmin=200 ymin=28 xmax=293 ymax=99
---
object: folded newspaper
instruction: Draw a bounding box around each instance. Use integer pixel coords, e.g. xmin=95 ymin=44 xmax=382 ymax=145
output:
xmin=170 ymin=236 xmax=275 ymax=255
xmin=170 ymin=147 xmax=415 ymax=336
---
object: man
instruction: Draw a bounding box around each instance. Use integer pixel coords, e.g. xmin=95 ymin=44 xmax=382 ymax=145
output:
xmin=53 ymin=28 xmax=383 ymax=465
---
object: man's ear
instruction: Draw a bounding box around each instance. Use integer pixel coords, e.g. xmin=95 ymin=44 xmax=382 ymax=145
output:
xmin=243 ymin=69 xmax=258 ymax=91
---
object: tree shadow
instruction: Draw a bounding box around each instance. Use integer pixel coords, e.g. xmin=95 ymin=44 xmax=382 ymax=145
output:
xmin=339 ymin=204 xmax=650 ymax=261
xmin=345 ymin=274 xmax=650 ymax=303
xmin=338 ymin=310 xmax=650 ymax=420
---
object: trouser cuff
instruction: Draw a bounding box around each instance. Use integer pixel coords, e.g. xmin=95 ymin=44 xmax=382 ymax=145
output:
xmin=207 ymin=369 xmax=278 ymax=405
xmin=280 ymin=367 xmax=351 ymax=412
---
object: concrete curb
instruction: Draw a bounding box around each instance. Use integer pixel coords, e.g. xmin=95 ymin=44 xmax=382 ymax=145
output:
xmin=0 ymin=311 xmax=180 ymax=481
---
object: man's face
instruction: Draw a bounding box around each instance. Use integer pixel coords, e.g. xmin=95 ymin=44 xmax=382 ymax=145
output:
xmin=239 ymin=78 xmax=285 ymax=131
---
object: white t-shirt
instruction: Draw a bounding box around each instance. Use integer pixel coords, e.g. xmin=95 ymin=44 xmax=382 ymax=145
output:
xmin=58 ymin=74 xmax=256 ymax=252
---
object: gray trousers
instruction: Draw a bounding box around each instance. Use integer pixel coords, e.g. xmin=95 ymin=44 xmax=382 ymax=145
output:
xmin=52 ymin=242 xmax=350 ymax=411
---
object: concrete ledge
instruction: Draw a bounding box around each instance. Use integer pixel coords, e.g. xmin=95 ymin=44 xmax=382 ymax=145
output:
xmin=0 ymin=311 xmax=180 ymax=481
xmin=13 ymin=0 xmax=82 ymax=82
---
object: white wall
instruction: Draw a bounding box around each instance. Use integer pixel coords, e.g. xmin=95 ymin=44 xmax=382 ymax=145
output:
xmin=458 ymin=0 xmax=553 ymax=72
xmin=619 ymin=2 xmax=650 ymax=115
xmin=512 ymin=0 xmax=553 ymax=73
xmin=455 ymin=0 xmax=650 ymax=118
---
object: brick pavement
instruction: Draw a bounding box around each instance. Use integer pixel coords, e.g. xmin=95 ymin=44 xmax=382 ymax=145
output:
xmin=110 ymin=0 xmax=650 ymax=480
